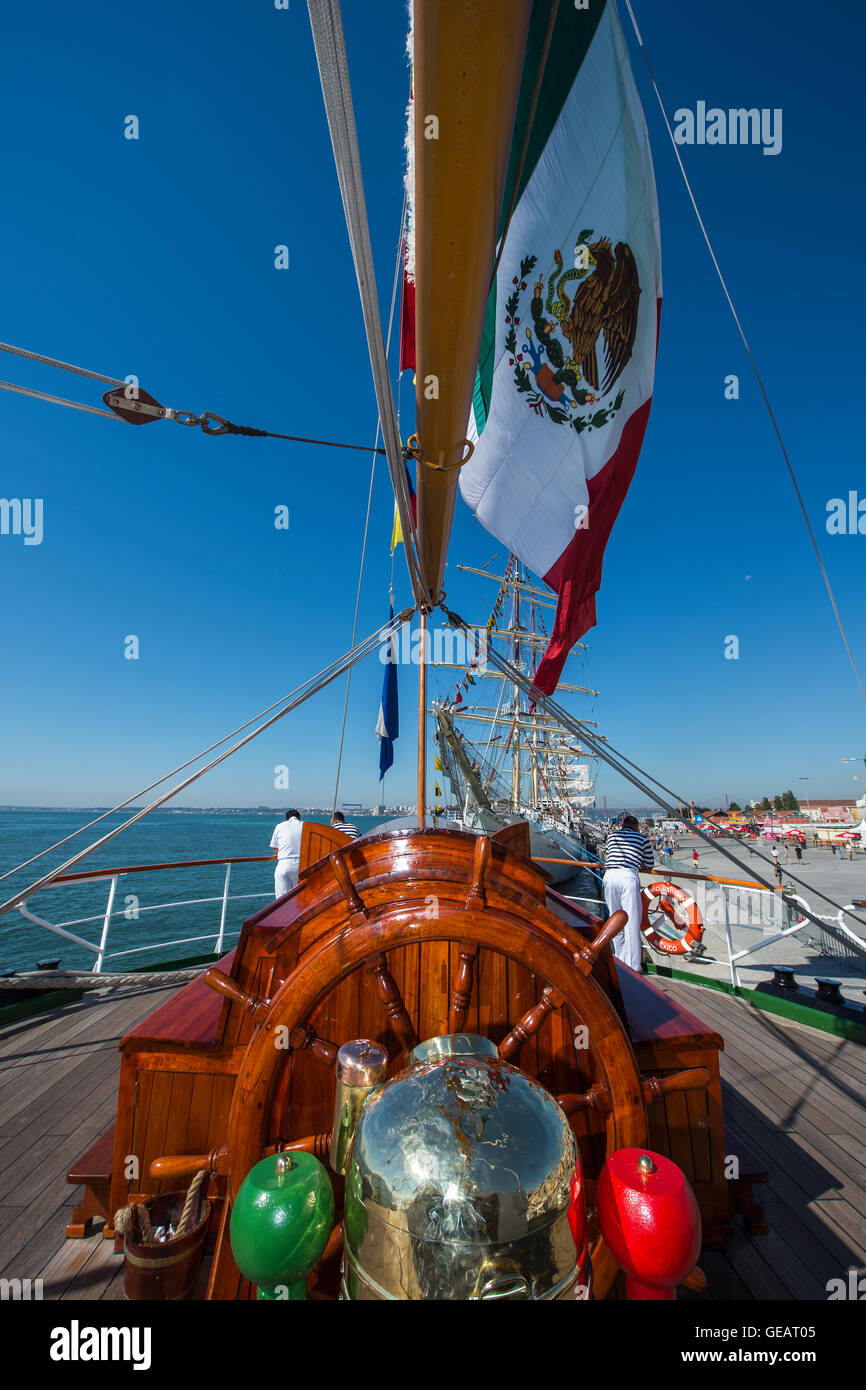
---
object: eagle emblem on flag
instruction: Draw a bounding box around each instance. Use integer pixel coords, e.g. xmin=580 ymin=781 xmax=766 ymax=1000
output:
xmin=505 ymin=230 xmax=641 ymax=432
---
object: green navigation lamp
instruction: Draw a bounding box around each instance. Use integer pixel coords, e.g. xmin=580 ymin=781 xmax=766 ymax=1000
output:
xmin=230 ymin=1151 xmax=334 ymax=1300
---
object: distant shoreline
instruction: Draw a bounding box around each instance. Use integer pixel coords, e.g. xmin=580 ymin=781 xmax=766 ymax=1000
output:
xmin=0 ymin=806 xmax=369 ymax=814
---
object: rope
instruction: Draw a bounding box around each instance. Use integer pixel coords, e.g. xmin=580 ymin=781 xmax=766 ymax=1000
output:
xmin=0 ymin=339 xmax=396 ymax=452
xmin=0 ymin=967 xmax=207 ymax=991
xmin=443 ymin=604 xmax=866 ymax=954
xmin=176 ymin=1169 xmax=207 ymax=1237
xmin=0 ymin=379 xmax=121 ymax=419
xmin=308 ymin=0 xmax=432 ymax=613
xmin=115 ymin=1202 xmax=154 ymax=1244
xmin=0 ymin=340 xmax=124 ymax=385
xmin=332 ymin=438 xmax=379 ymax=819
xmin=221 ymin=425 xmax=384 ymax=452
xmin=0 ymin=612 xmax=408 ymax=920
xmin=0 ymin=618 xmax=404 ymax=890
xmin=332 ymin=194 xmax=408 ymax=817
xmin=623 ymin=0 xmax=866 ymax=711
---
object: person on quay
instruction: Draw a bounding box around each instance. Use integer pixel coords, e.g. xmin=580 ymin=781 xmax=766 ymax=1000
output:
xmin=332 ymin=810 xmax=362 ymax=840
xmin=602 ymin=815 xmax=654 ymax=973
xmin=270 ymin=808 xmax=303 ymax=897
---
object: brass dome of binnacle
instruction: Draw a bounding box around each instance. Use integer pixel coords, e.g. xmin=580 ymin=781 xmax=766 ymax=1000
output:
xmin=341 ymin=1034 xmax=586 ymax=1300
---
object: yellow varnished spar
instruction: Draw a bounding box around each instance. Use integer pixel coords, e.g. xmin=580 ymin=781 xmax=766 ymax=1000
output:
xmin=412 ymin=0 xmax=532 ymax=603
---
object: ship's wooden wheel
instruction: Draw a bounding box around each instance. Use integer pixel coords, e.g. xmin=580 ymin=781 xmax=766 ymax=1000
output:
xmin=152 ymin=830 xmax=710 ymax=1299
xmin=228 ymin=909 xmax=645 ymax=1298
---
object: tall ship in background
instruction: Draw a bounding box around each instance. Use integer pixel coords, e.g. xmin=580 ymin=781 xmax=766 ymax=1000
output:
xmin=432 ymin=556 xmax=603 ymax=886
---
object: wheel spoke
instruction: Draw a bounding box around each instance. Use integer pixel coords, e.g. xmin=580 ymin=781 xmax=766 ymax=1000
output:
xmin=557 ymin=1085 xmax=611 ymax=1115
xmin=572 ymin=910 xmax=627 ymax=974
xmin=499 ymin=985 xmax=565 ymax=1060
xmin=367 ymin=952 xmax=417 ymax=1052
xmin=448 ymin=941 xmax=478 ymax=1033
xmin=203 ymin=968 xmax=270 ymax=1025
xmin=640 ymin=1068 xmax=710 ymax=1102
xmin=290 ymin=1022 xmax=338 ymax=1066
xmin=277 ymin=1132 xmax=332 ymax=1161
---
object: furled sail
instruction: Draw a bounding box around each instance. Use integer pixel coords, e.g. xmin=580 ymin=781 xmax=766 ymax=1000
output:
xmin=460 ymin=0 xmax=662 ymax=693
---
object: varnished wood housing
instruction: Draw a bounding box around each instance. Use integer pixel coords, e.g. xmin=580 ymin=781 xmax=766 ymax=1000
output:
xmin=103 ymin=822 xmax=350 ymax=1237
xmin=79 ymin=822 xmax=730 ymax=1296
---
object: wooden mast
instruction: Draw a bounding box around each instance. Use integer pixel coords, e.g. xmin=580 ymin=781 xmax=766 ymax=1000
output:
xmin=418 ymin=611 xmax=427 ymax=826
xmin=411 ymin=0 xmax=532 ymax=603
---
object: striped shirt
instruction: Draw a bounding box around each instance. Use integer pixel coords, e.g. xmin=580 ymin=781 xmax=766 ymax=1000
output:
xmin=603 ymin=827 xmax=654 ymax=873
xmin=335 ymin=820 xmax=362 ymax=840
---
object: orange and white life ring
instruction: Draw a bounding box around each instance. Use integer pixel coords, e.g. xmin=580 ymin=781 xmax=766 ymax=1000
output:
xmin=640 ymin=881 xmax=704 ymax=956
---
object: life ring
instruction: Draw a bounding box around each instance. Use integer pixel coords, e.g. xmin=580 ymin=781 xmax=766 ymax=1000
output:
xmin=641 ymin=881 xmax=704 ymax=956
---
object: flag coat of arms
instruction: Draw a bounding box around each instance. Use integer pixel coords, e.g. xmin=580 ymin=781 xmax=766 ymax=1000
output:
xmin=460 ymin=1 xmax=662 ymax=693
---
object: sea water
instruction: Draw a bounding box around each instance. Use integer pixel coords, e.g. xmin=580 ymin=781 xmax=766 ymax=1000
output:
xmin=0 ymin=809 xmax=392 ymax=975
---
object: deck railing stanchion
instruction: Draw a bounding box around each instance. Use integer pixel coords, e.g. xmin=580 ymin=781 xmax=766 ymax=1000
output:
xmin=216 ymin=862 xmax=232 ymax=955
xmin=723 ymin=886 xmax=738 ymax=990
xmin=94 ymin=875 xmax=118 ymax=974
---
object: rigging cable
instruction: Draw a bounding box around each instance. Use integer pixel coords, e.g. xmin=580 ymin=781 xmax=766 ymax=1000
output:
xmin=0 ymin=611 xmax=411 ymax=920
xmin=307 ymin=0 xmax=432 ymax=614
xmin=0 ymin=632 xmax=397 ymax=890
xmin=0 ymin=341 xmax=390 ymax=451
xmin=0 ymin=340 xmax=124 ymax=385
xmin=623 ymin=0 xmax=866 ymax=711
xmin=443 ymin=603 xmax=866 ymax=947
xmin=0 ymin=342 xmax=390 ymax=452
xmin=331 ymin=192 xmax=408 ymax=816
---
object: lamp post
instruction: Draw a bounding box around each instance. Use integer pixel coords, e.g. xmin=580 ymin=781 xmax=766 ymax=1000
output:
xmin=798 ymin=776 xmax=812 ymax=822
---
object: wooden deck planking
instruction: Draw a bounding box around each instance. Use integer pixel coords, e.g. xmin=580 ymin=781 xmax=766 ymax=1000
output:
xmin=0 ymin=974 xmax=864 ymax=1301
xmin=656 ymin=979 xmax=866 ymax=1299
xmin=700 ymin=997 xmax=866 ymax=1127
xmin=0 ymin=984 xmax=178 ymax=1280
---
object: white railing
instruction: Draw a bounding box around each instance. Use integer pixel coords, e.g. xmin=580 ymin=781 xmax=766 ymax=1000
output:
xmin=637 ymin=866 xmax=866 ymax=994
xmin=10 ymin=852 xmax=866 ymax=1001
xmin=13 ymin=856 xmax=274 ymax=974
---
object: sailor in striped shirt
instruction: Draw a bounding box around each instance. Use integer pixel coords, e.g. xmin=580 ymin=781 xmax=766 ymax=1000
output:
xmin=332 ymin=811 xmax=362 ymax=840
xmin=602 ymin=817 xmax=654 ymax=972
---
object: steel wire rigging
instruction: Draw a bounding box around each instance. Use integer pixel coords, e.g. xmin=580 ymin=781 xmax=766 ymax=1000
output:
xmin=0 ymin=611 xmax=410 ymax=920
xmin=441 ymin=602 xmax=866 ymax=952
xmin=624 ymin=0 xmax=866 ymax=713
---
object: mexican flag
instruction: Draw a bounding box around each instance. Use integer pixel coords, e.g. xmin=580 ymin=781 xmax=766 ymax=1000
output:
xmin=460 ymin=0 xmax=662 ymax=693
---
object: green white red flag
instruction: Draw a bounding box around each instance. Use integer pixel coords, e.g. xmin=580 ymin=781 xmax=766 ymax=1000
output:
xmin=460 ymin=0 xmax=662 ymax=693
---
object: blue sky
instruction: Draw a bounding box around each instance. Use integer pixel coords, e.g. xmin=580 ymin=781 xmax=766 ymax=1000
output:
xmin=0 ymin=0 xmax=863 ymax=813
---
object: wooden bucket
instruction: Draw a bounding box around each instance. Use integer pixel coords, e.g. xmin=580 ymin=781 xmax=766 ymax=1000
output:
xmin=122 ymin=1191 xmax=210 ymax=1301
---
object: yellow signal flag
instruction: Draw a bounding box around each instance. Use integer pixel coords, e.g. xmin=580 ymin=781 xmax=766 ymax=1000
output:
xmin=391 ymin=500 xmax=403 ymax=552
xmin=435 ymin=755 xmax=442 ymax=770
xmin=435 ymin=782 xmax=442 ymax=797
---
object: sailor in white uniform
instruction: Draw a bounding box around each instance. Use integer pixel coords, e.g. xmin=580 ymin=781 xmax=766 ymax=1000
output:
xmin=270 ymin=809 xmax=303 ymax=898
xmin=602 ymin=816 xmax=654 ymax=971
